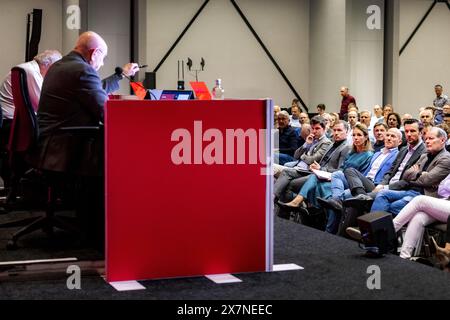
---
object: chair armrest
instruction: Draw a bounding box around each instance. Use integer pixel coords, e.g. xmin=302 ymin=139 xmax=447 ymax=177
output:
xmin=59 ymin=126 xmax=102 ymax=137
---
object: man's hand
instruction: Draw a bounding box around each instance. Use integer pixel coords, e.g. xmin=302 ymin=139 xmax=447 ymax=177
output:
xmin=372 ymin=185 xmax=384 ymax=193
xmin=122 ymin=63 xmax=140 ymax=77
xmin=310 ymin=161 xmax=321 ymax=171
xmin=305 ymin=133 xmax=314 ymax=145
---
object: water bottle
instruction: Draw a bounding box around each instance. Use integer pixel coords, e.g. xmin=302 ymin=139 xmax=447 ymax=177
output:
xmin=212 ymin=79 xmax=225 ymax=100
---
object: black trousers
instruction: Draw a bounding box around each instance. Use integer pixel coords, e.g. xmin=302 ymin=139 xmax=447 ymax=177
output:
xmin=344 ymin=167 xmax=376 ymax=195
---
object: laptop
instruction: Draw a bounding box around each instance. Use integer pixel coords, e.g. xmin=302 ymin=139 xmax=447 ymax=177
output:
xmin=159 ymin=90 xmax=194 ymax=100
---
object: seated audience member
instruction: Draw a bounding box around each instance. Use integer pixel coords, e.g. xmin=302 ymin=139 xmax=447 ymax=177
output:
xmin=420 ymin=123 xmax=432 ymax=139
xmin=296 ymin=123 xmax=311 ymax=150
xmin=387 ymin=112 xmax=401 ymax=130
xmin=274 ymin=120 xmax=349 ymax=205
xmin=289 ymin=105 xmax=301 ymax=128
xmin=274 ymin=111 xmax=279 ymax=129
xmin=274 ymin=116 xmax=331 ymax=174
xmin=443 ymin=104 xmax=450 ymax=118
xmin=437 ymin=123 xmax=450 ymax=152
xmin=322 ymin=113 xmax=333 ymax=139
xmin=346 ymin=110 xmax=359 ymax=144
xmin=359 ymin=110 xmax=373 ymax=141
xmin=372 ymin=123 xmax=387 ymax=153
xmin=330 ymin=112 xmax=339 ymax=129
xmin=392 ymin=173 xmax=450 ymax=259
xmin=317 ymin=104 xmax=326 ymax=116
xmin=382 ymin=104 xmax=393 ymax=124
xmin=279 ymin=123 xmax=373 ymax=233
xmin=369 ymin=127 xmax=450 ymax=216
xmin=273 ymin=105 xmax=281 ymax=128
xmin=401 ymin=114 xmax=412 ymax=131
xmin=443 ymin=109 xmax=450 ymax=127
xmin=319 ymin=128 xmax=402 ymax=211
xmin=387 ymin=112 xmax=406 ymax=147
xmin=420 ymin=108 xmax=435 ymax=126
xmin=299 ymin=112 xmax=310 ymax=125
xmin=433 ymin=84 xmax=448 ymax=125
xmin=275 ymin=110 xmax=299 ymax=165
xmin=370 ymin=105 xmax=384 ymax=129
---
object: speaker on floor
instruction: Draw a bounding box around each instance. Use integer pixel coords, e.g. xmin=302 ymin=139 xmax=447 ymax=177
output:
xmin=357 ymin=211 xmax=397 ymax=257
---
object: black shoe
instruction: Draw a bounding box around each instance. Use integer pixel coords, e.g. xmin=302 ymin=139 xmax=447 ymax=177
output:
xmin=343 ymin=194 xmax=373 ymax=208
xmin=317 ymin=197 xmax=343 ymax=211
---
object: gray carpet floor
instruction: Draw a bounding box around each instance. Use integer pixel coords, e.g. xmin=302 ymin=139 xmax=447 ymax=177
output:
xmin=0 ymin=216 xmax=449 ymax=300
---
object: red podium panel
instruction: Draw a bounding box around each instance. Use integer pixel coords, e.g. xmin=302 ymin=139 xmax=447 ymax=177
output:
xmin=105 ymin=99 xmax=273 ymax=282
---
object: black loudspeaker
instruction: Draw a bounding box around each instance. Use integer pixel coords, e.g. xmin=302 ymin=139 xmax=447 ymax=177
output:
xmin=28 ymin=9 xmax=43 ymax=61
xmin=143 ymin=72 xmax=156 ymax=89
xmin=357 ymin=211 xmax=397 ymax=257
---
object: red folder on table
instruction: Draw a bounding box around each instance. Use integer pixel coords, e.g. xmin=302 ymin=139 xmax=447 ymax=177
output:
xmin=130 ymin=82 xmax=147 ymax=100
xmin=190 ymin=81 xmax=211 ymax=100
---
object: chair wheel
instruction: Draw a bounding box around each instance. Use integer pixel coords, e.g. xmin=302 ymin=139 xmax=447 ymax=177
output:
xmin=6 ymin=240 xmax=18 ymax=250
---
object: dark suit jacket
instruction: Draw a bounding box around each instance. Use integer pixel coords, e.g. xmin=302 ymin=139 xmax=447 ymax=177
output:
xmin=293 ymin=134 xmax=332 ymax=166
xmin=380 ymin=142 xmax=426 ymax=186
xmin=33 ymin=51 xmax=121 ymax=174
xmin=278 ymin=125 xmax=298 ymax=156
xmin=321 ymin=141 xmax=350 ymax=173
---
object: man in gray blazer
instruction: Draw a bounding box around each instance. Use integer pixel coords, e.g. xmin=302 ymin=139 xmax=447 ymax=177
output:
xmin=370 ymin=127 xmax=450 ymax=215
xmin=274 ymin=119 xmax=348 ymax=203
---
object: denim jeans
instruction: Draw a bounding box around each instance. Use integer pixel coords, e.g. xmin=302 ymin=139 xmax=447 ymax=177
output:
xmin=331 ymin=171 xmax=352 ymax=200
xmin=370 ymin=189 xmax=421 ymax=216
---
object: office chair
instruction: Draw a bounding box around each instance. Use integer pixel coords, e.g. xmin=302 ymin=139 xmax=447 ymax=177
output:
xmin=0 ymin=67 xmax=81 ymax=249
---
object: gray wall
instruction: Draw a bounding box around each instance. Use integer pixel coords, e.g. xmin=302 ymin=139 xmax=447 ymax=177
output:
xmin=85 ymin=0 xmax=131 ymax=94
xmin=309 ymin=0 xmax=347 ymax=112
xmin=145 ymin=0 xmax=310 ymax=109
xmin=62 ymin=0 xmax=81 ymax=54
xmin=346 ymin=0 xmax=384 ymax=112
xmin=398 ymin=0 xmax=450 ymax=116
xmin=310 ymin=0 xmax=384 ymax=113
xmin=0 ymin=0 xmax=62 ymax=77
xmin=1 ymin=0 xmax=448 ymax=114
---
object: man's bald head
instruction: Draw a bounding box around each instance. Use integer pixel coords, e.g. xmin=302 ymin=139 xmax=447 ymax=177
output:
xmin=74 ymin=31 xmax=108 ymax=71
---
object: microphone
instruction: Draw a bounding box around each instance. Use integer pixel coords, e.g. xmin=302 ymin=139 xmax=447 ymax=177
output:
xmin=115 ymin=66 xmax=124 ymax=76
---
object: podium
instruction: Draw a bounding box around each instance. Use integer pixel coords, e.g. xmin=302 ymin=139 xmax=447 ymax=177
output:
xmin=105 ymin=99 xmax=274 ymax=282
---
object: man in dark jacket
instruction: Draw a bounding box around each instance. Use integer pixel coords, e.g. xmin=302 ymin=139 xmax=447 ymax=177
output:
xmin=35 ymin=31 xmax=139 ymax=174
xmin=34 ymin=31 xmax=139 ymax=247
xmin=276 ymin=110 xmax=299 ymax=165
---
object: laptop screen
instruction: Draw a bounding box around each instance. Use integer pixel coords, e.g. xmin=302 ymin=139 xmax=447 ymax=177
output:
xmin=158 ymin=90 xmax=194 ymax=100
